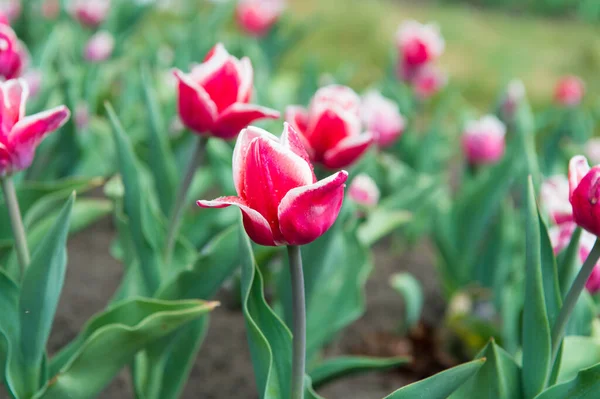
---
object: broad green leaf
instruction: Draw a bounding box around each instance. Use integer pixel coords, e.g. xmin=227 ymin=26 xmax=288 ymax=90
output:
xmin=18 ymin=193 xmax=74 ymax=398
xmin=558 ymin=227 xmax=582 ymax=296
xmin=557 ymin=336 xmax=600 ymax=384
xmin=390 ymin=273 xmax=423 ymax=332
xmin=357 ymin=209 xmax=412 ymax=247
xmin=534 ymin=362 xmax=600 ymax=399
xmin=538 ymin=214 xmax=562 ymax=327
xmin=240 ymin=226 xmax=292 ymax=399
xmin=310 ymin=356 xmax=409 ymax=389
xmin=0 ymin=268 xmax=22 ymax=398
xmin=522 ymin=178 xmax=552 ymax=399
xmin=382 ymin=359 xmax=486 ymax=399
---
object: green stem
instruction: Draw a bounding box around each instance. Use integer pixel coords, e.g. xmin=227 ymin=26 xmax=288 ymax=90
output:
xmin=165 ymin=135 xmax=207 ymax=266
xmin=1 ymin=176 xmax=30 ymax=278
xmin=287 ymin=245 xmax=306 ymax=399
xmin=551 ymin=238 xmax=600 ymax=363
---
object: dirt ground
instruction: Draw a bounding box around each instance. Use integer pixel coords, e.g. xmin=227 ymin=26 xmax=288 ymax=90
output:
xmin=1 ymin=218 xmax=444 ymax=399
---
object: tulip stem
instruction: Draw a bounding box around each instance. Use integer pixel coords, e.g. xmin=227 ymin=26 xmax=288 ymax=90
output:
xmin=165 ymin=135 xmax=208 ymax=266
xmin=287 ymin=245 xmax=306 ymax=399
xmin=1 ymin=176 xmax=30 ymax=279
xmin=551 ymin=238 xmax=600 ymax=364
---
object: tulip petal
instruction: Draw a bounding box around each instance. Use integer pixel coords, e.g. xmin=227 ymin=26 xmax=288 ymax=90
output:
xmin=569 ymin=155 xmax=591 ymax=199
xmin=278 ymin=170 xmax=348 ymax=245
xmin=197 ymin=196 xmax=277 ymax=246
xmin=284 ymin=105 xmax=313 ymax=157
xmin=322 ymin=132 xmax=373 ymax=169
xmin=214 ymin=103 xmax=280 ymax=140
xmin=232 ymin=126 xmax=279 ymax=196
xmin=237 ymin=57 xmax=254 ymax=103
xmin=280 ymin=122 xmax=315 ymax=182
xmin=174 ymin=69 xmax=218 ymax=134
xmin=0 ymin=78 xmax=27 ymax=135
xmin=306 ymin=107 xmax=361 ymax=159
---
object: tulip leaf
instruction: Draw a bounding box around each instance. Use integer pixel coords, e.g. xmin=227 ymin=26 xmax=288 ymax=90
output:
xmin=382 ymin=359 xmax=486 ymax=399
xmin=538 ymin=214 xmax=562 ymax=327
xmin=305 ymin=376 xmax=326 ymax=399
xmin=357 ymin=209 xmax=412 ymax=247
xmin=557 ymin=227 xmax=582 ymax=296
xmin=556 ymin=336 xmax=600 ymax=384
xmin=390 ymin=273 xmax=423 ymax=332
xmin=37 ymin=298 xmax=217 ymax=399
xmin=0 ymin=268 xmax=23 ymax=398
xmin=310 ymin=356 xmax=410 ymax=389
xmin=521 ymin=177 xmax=552 ymax=399
xmin=240 ymin=225 xmax=293 ymax=399
xmin=534 ymin=362 xmax=600 ymax=399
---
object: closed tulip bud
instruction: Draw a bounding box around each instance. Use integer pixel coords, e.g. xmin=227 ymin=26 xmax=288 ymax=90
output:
xmin=41 ymin=0 xmax=60 ymax=20
xmin=286 ymin=85 xmax=373 ymax=169
xmin=568 ymin=155 xmax=600 ymax=237
xmin=349 ymin=174 xmax=379 ymax=207
xmin=396 ymin=20 xmax=444 ymax=79
xmin=554 ymin=75 xmax=584 ymax=107
xmin=0 ymin=25 xmax=28 ymax=80
xmin=361 ymin=90 xmax=405 ymax=148
xmin=501 ymin=79 xmax=525 ymax=122
xmin=462 ymin=115 xmax=506 ymax=166
xmin=70 ymin=0 xmax=110 ymax=29
xmin=174 ymin=43 xmax=280 ymax=140
xmin=412 ymin=64 xmax=447 ymax=99
xmin=541 ymin=175 xmax=573 ymax=225
xmin=236 ymin=0 xmax=285 ymax=37
xmin=0 ymin=79 xmax=70 ymax=176
xmin=75 ymin=102 xmax=90 ymax=131
xmin=198 ymin=123 xmax=348 ymax=246
xmin=84 ymin=31 xmax=114 ymax=63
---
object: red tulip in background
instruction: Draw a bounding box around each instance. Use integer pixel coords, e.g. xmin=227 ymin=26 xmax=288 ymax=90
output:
xmin=70 ymin=0 xmax=111 ymax=29
xmin=396 ymin=20 xmax=444 ymax=80
xmin=198 ymin=123 xmax=348 ymax=246
xmin=174 ymin=43 xmax=280 ymax=140
xmin=554 ymin=75 xmax=585 ymax=107
xmin=361 ymin=90 xmax=405 ymax=148
xmin=0 ymin=79 xmax=70 ymax=176
xmin=84 ymin=31 xmax=115 ymax=63
xmin=461 ymin=115 xmax=506 ymax=166
xmin=286 ymin=85 xmax=373 ymax=169
xmin=0 ymin=24 xmax=28 ymax=80
xmin=236 ymin=0 xmax=285 ymax=37
xmin=349 ymin=174 xmax=380 ymax=207
xmin=569 ymin=155 xmax=600 ymax=237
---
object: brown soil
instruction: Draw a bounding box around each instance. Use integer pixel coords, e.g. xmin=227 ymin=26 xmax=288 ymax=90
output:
xmin=1 ymin=219 xmax=444 ymax=399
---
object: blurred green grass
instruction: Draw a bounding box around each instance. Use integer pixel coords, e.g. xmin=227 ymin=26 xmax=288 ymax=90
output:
xmin=284 ymin=0 xmax=600 ymax=107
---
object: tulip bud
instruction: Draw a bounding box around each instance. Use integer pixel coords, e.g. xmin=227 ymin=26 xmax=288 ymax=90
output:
xmin=568 ymin=155 xmax=600 ymax=236
xmin=500 ymin=79 xmax=525 ymax=122
xmin=173 ymin=43 xmax=280 ymax=140
xmin=361 ymin=90 xmax=405 ymax=148
xmin=461 ymin=115 xmax=506 ymax=166
xmin=349 ymin=174 xmax=379 ymax=207
xmin=236 ymin=0 xmax=285 ymax=37
xmin=411 ymin=64 xmax=447 ymax=99
xmin=541 ymin=175 xmax=573 ymax=225
xmin=198 ymin=123 xmax=348 ymax=246
xmin=0 ymin=79 xmax=70 ymax=176
xmin=84 ymin=31 xmax=114 ymax=63
xmin=75 ymin=102 xmax=90 ymax=131
xmin=286 ymin=85 xmax=373 ymax=169
xmin=554 ymin=75 xmax=584 ymax=107
xmin=0 ymin=0 xmax=20 ymax=22
xmin=69 ymin=0 xmax=110 ymax=29
xmin=396 ymin=20 xmax=444 ymax=79
xmin=41 ymin=0 xmax=60 ymax=20
xmin=0 ymin=24 xmax=28 ymax=80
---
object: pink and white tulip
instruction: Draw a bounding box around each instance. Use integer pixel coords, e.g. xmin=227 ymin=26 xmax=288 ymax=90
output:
xmin=198 ymin=123 xmax=348 ymax=246
xmin=361 ymin=90 xmax=405 ymax=148
xmin=286 ymin=85 xmax=373 ymax=169
xmin=0 ymin=0 xmax=20 ymax=22
xmin=84 ymin=31 xmax=114 ymax=62
xmin=541 ymin=175 xmax=573 ymax=225
xmin=411 ymin=64 xmax=447 ymax=99
xmin=554 ymin=76 xmax=584 ymax=107
xmin=568 ymin=155 xmax=600 ymax=237
xmin=349 ymin=174 xmax=379 ymax=207
xmin=70 ymin=0 xmax=110 ymax=29
xmin=236 ymin=0 xmax=285 ymax=37
xmin=462 ymin=115 xmax=506 ymax=166
xmin=0 ymin=24 xmax=28 ymax=80
xmin=500 ymin=79 xmax=525 ymax=122
xmin=396 ymin=20 xmax=444 ymax=79
xmin=0 ymin=79 xmax=70 ymax=176
xmin=174 ymin=43 xmax=279 ymax=140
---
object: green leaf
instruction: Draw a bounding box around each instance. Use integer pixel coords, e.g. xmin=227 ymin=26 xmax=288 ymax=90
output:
xmin=305 ymin=376 xmax=326 ymax=399
xmin=538 ymin=214 xmax=562 ymax=327
xmin=522 ymin=177 xmax=552 ymax=399
xmin=558 ymin=227 xmax=582 ymax=296
xmin=39 ymin=298 xmax=217 ymax=399
xmin=357 ymin=209 xmax=412 ymax=246
xmin=18 ymin=193 xmax=75 ymax=397
xmin=240 ymin=225 xmax=292 ymax=399
xmin=0 ymin=268 xmax=22 ymax=398
xmin=390 ymin=273 xmax=423 ymax=332
xmin=556 ymin=336 xmax=600 ymax=384
xmin=382 ymin=359 xmax=486 ymax=399
xmin=310 ymin=356 xmax=409 ymax=389
xmin=534 ymin=362 xmax=600 ymax=399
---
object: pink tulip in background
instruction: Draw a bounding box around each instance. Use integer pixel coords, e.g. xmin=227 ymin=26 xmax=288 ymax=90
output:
xmin=361 ymin=90 xmax=405 ymax=148
xmin=0 ymin=24 xmax=28 ymax=80
xmin=70 ymin=0 xmax=110 ymax=28
xmin=236 ymin=0 xmax=285 ymax=37
xmin=0 ymin=79 xmax=70 ymax=176
xmin=349 ymin=174 xmax=380 ymax=207
xmin=84 ymin=31 xmax=114 ymax=62
xmin=500 ymin=79 xmax=525 ymax=121
xmin=41 ymin=0 xmax=60 ymax=20
xmin=541 ymin=175 xmax=573 ymax=225
xmin=412 ymin=64 xmax=447 ymax=99
xmin=461 ymin=115 xmax=506 ymax=166
xmin=174 ymin=43 xmax=280 ymax=140
xmin=75 ymin=102 xmax=90 ymax=131
xmin=198 ymin=123 xmax=348 ymax=246
xmin=0 ymin=0 xmax=20 ymax=22
xmin=286 ymin=85 xmax=373 ymax=169
xmin=568 ymin=155 xmax=600 ymax=237
xmin=554 ymin=75 xmax=585 ymax=107
xmin=396 ymin=20 xmax=444 ymax=80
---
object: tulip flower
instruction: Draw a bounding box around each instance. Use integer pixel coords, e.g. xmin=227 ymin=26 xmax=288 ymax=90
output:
xmin=286 ymin=85 xmax=373 ymax=169
xmin=396 ymin=20 xmax=444 ymax=80
xmin=236 ymin=0 xmax=285 ymax=37
xmin=500 ymin=79 xmax=525 ymax=122
xmin=198 ymin=123 xmax=348 ymax=246
xmin=0 ymin=0 xmax=20 ymax=22
xmin=549 ymin=222 xmax=577 ymax=255
xmin=0 ymin=24 xmax=28 ymax=80
xmin=69 ymin=0 xmax=110 ymax=29
xmin=0 ymin=79 xmax=70 ymax=176
xmin=461 ymin=115 xmax=506 ymax=166
xmin=349 ymin=174 xmax=379 ymax=207
xmin=361 ymin=90 xmax=405 ymax=148
xmin=411 ymin=64 xmax=447 ymax=99
xmin=75 ymin=102 xmax=90 ymax=131
xmin=41 ymin=0 xmax=60 ymax=20
xmin=84 ymin=31 xmax=114 ymax=63
xmin=541 ymin=175 xmax=573 ymax=225
xmin=568 ymin=155 xmax=600 ymax=236
xmin=173 ymin=43 xmax=280 ymax=140
xmin=554 ymin=75 xmax=584 ymax=107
